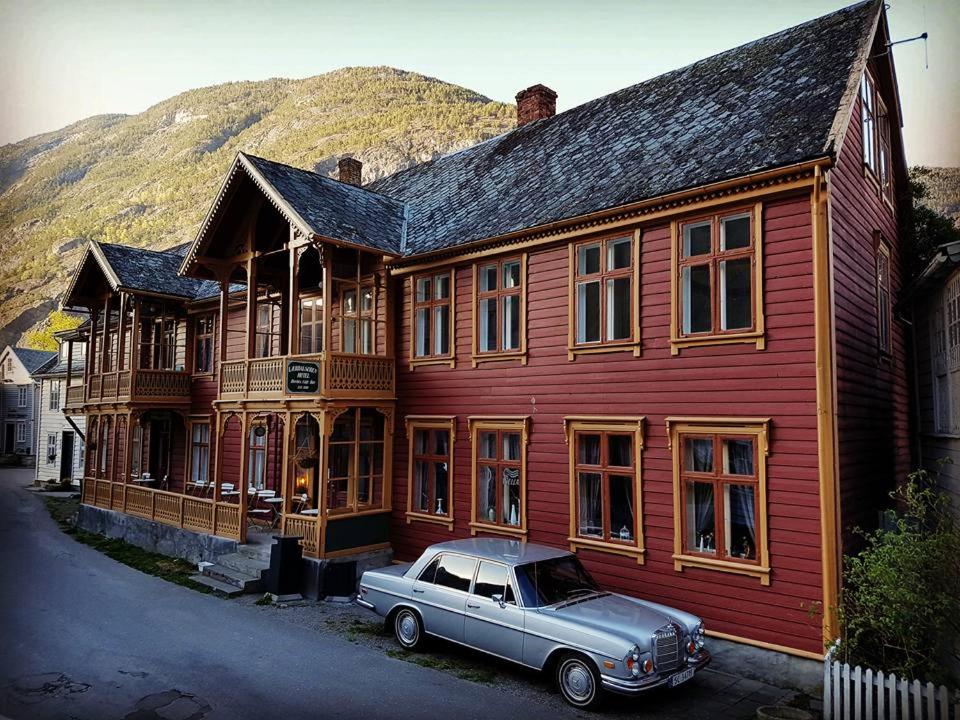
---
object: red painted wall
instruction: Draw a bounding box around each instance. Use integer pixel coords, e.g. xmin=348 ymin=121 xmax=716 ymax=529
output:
xmin=828 ymin=56 xmax=911 ymax=553
xmin=390 ymin=192 xmax=826 ymax=654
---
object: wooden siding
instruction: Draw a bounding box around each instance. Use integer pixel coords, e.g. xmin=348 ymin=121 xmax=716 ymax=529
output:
xmin=390 ymin=193 xmax=826 ymax=655
xmin=828 ymin=63 xmax=911 ymax=553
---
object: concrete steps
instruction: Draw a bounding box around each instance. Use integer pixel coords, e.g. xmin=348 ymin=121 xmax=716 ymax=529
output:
xmin=189 ymin=574 xmax=245 ymax=597
xmin=193 ymin=542 xmax=273 ymax=596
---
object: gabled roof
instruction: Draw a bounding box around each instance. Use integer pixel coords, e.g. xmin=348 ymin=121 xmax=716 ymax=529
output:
xmin=35 ymin=355 xmax=86 ymax=378
xmin=10 ymin=347 xmax=58 ymax=374
xmin=181 ymin=152 xmax=407 ymax=274
xmin=368 ymin=0 xmax=880 ymax=255
xmin=96 ymin=242 xmax=220 ymax=299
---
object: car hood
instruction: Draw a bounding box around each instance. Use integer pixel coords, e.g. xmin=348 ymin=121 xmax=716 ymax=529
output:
xmin=539 ymin=593 xmax=680 ymax=642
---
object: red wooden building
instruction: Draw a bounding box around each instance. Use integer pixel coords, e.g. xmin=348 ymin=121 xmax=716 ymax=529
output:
xmin=64 ymin=0 xmax=909 ymax=659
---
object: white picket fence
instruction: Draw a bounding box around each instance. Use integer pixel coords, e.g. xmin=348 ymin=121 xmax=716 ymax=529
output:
xmin=823 ymin=652 xmax=959 ymax=720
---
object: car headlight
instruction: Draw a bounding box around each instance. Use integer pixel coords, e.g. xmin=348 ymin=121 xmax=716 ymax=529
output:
xmin=693 ymin=621 xmax=705 ymax=650
xmin=624 ymin=645 xmax=641 ymax=677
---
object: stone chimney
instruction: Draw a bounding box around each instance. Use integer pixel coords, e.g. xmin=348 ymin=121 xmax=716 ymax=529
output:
xmin=515 ymin=84 xmax=557 ymax=127
xmin=338 ymin=157 xmax=362 ymax=186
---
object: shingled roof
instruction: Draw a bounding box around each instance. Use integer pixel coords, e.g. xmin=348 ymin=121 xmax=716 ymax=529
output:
xmin=368 ymin=0 xmax=879 ymax=255
xmin=96 ymin=242 xmax=220 ymax=299
xmin=12 ymin=347 xmax=58 ymax=374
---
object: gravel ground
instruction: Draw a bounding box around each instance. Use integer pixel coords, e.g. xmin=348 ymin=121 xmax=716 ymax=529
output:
xmin=234 ymin=593 xmax=817 ymax=719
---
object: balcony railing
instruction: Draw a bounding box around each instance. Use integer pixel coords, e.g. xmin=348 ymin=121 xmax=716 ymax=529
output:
xmin=83 ymin=369 xmax=191 ymax=405
xmin=219 ymin=352 xmax=394 ymax=401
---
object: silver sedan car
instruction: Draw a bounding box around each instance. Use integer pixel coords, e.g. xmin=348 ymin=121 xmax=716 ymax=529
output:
xmin=355 ymin=538 xmax=710 ymax=708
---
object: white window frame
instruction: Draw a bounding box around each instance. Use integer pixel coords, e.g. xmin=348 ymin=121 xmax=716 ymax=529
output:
xmin=47 ymin=433 xmax=58 ymax=463
xmin=15 ymin=422 xmax=26 ymax=443
xmin=17 ymin=387 xmax=28 ymax=408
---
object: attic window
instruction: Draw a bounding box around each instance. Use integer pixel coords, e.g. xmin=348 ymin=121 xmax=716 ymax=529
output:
xmin=861 ymin=71 xmax=893 ymax=204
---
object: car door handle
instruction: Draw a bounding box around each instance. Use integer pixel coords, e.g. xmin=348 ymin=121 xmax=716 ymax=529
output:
xmin=412 ymin=588 xmax=424 ymax=594
xmin=466 ymin=602 xmax=480 ymax=609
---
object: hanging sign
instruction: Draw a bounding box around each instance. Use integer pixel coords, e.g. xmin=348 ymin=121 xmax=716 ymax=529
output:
xmin=286 ymin=360 xmax=320 ymax=394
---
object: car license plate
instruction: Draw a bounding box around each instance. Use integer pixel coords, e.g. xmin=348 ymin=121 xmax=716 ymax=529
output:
xmin=668 ymin=667 xmax=695 ymax=688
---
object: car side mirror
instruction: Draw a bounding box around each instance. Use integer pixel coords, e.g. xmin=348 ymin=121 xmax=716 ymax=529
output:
xmin=491 ymin=593 xmax=506 ymax=608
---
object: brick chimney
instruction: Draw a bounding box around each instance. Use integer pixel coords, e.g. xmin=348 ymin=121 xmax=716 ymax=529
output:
xmin=515 ymin=84 xmax=557 ymax=127
xmin=338 ymin=157 xmax=362 ymax=186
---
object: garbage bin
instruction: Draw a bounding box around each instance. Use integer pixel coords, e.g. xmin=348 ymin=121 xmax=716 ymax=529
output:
xmin=323 ymin=560 xmax=357 ymax=597
xmin=266 ymin=535 xmax=303 ymax=596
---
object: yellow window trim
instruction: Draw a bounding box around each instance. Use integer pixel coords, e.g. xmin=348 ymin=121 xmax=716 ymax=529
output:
xmin=408 ymin=268 xmax=456 ymax=369
xmin=566 ymin=230 xmax=643 ymax=361
xmin=468 ymin=416 xmax=530 ymax=538
xmin=405 ymin=416 xmax=456 ymax=530
xmin=471 ymin=253 xmax=528 ymax=367
xmin=564 ymin=416 xmax=646 ymax=564
xmin=665 ymin=417 xmax=771 ymax=585
xmin=669 ymin=202 xmax=766 ymax=355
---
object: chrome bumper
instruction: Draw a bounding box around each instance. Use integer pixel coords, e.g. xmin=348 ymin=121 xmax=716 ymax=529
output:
xmin=354 ymin=596 xmax=376 ymax=611
xmin=601 ymin=650 xmax=711 ymax=695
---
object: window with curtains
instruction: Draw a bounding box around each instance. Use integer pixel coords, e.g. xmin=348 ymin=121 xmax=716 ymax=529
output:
xmin=469 ymin=417 xmax=528 ymax=537
xmin=248 ymin=425 xmax=267 ymax=489
xmin=190 ymin=423 xmax=211 ymax=486
xmin=566 ymin=419 xmax=644 ymax=558
xmin=672 ymin=206 xmax=764 ymax=352
xmin=876 ymin=240 xmax=892 ymax=355
xmin=406 ymin=417 xmax=454 ymax=527
xmin=667 ymin=418 xmax=770 ymax=584
xmin=475 ymin=257 xmax=524 ymax=359
xmin=299 ymin=296 xmax=324 ymax=354
xmin=342 ymin=283 xmax=376 ymax=355
xmin=573 ymin=237 xmax=634 ymax=347
xmin=194 ymin=315 xmax=214 ymax=374
xmin=412 ymin=271 xmax=453 ymax=362
xmin=327 ymin=408 xmax=386 ymax=513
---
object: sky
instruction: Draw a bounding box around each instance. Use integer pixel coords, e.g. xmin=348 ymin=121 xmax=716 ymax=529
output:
xmin=0 ymin=0 xmax=957 ymax=166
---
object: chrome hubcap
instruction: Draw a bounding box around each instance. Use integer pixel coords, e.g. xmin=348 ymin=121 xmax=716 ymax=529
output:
xmin=561 ymin=661 xmax=593 ymax=702
xmin=397 ymin=613 xmax=418 ymax=644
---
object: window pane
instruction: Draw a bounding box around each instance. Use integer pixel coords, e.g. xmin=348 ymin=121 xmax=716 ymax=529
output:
xmin=682 ymin=264 xmax=712 ymax=334
xmin=721 ymin=215 xmax=751 ymax=251
xmin=577 ymin=281 xmax=600 ymax=343
xmin=432 ymin=430 xmax=449 ymax=456
xmin=435 ymin=555 xmax=477 ymax=592
xmin=606 ymin=277 xmax=631 ymax=341
xmin=610 ymin=474 xmax=635 ymax=541
xmin=684 ymin=438 xmax=713 ymax=473
xmin=434 ymin=461 xmax=449 ymax=515
xmin=361 ymin=287 xmax=374 ymax=313
xmin=502 ymin=467 xmax=521 ymax=525
xmin=479 ymin=297 xmax=497 ymax=352
xmin=608 ymin=435 xmax=632 ymax=467
xmin=434 ymin=273 xmax=450 ymax=300
xmin=503 ymin=295 xmax=520 ymax=350
xmin=343 ymin=289 xmax=357 ymax=315
xmin=578 ymin=244 xmax=601 ymax=276
xmin=300 ymin=325 xmax=313 ymax=355
xmin=479 ymin=432 xmax=497 ymax=459
xmin=418 ymin=557 xmax=439 ymax=583
xmin=724 ymin=484 xmax=757 ymax=560
xmin=434 ymin=305 xmax=450 ymax=355
xmin=502 ymin=432 xmax=521 ymax=461
xmin=416 ymin=277 xmax=430 ymax=302
xmin=329 ymin=444 xmax=352 ymax=479
xmin=720 ymin=258 xmax=752 ymax=330
xmin=360 ymin=319 xmax=373 ymax=354
xmin=577 ymin=434 xmax=601 ymax=465
xmin=415 ymin=308 xmax=430 ymax=357
xmin=478 ymin=465 xmax=497 ymax=522
xmin=343 ymin=318 xmax=357 ymax=353
xmin=414 ymin=460 xmax=429 ymax=512
xmin=359 ymin=408 xmax=384 ymax=441
xmin=473 ymin=561 xmax=508 ymax=599
xmin=414 ymin=429 xmax=428 ymax=455
xmin=480 ymin=265 xmax=497 ymax=292
xmin=503 ymin=261 xmax=521 ymax=288
xmin=686 ymin=481 xmax=716 ymax=554
xmin=684 ymin=222 xmax=711 ymax=257
xmin=578 ymin=472 xmax=603 ymax=537
xmin=607 ymin=238 xmax=631 ymax=269
xmin=723 ymin=438 xmax=754 ymax=476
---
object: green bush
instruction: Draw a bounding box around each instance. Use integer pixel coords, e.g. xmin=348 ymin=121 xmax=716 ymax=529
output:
xmin=836 ymin=467 xmax=960 ymax=686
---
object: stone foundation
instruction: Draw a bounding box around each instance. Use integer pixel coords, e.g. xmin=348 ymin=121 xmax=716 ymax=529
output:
xmin=77 ymin=504 xmax=238 ymax=564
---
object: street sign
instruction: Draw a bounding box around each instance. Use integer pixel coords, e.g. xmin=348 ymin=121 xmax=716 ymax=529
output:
xmin=286 ymin=360 xmax=320 ymax=394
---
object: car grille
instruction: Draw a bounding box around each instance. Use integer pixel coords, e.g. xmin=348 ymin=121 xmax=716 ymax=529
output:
xmin=653 ymin=624 xmax=682 ymax=672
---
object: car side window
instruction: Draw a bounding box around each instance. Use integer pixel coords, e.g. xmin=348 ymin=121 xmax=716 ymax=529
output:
xmin=434 ymin=554 xmax=477 ymax=592
xmin=418 ymin=556 xmax=440 ymax=584
xmin=473 ymin=561 xmax=508 ymax=599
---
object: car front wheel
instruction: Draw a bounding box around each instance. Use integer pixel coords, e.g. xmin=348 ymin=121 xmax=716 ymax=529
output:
xmin=556 ymin=652 xmax=602 ymax=709
xmin=393 ymin=608 xmax=424 ymax=651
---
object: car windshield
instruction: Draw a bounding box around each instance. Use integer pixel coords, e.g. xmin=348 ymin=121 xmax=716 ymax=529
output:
xmin=514 ymin=556 xmax=601 ymax=608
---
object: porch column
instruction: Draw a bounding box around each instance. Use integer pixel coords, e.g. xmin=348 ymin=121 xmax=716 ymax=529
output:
xmin=217 ymin=274 xmax=229 ymax=364
xmin=117 ymin=293 xmax=128 ymax=372
xmin=238 ymin=412 xmax=249 ymax=542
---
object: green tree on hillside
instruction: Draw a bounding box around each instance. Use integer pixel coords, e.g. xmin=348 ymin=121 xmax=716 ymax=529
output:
xmin=22 ymin=310 xmax=83 ymax=351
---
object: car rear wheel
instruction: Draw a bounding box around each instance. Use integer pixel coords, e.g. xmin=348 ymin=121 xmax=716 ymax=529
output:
xmin=556 ymin=652 xmax=603 ymax=709
xmin=393 ymin=608 xmax=424 ymax=651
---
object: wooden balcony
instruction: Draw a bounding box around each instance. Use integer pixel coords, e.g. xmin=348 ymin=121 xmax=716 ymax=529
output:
xmin=81 ymin=369 xmax=191 ymax=406
xmin=219 ymin=352 xmax=394 ymax=402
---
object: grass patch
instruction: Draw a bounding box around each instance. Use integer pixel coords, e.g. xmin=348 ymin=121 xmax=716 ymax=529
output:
xmin=385 ymin=647 xmax=497 ymax=685
xmin=42 ymin=496 xmax=211 ymax=594
xmin=255 ymin=594 xmax=274 ymax=606
xmin=344 ymin=618 xmax=388 ymax=642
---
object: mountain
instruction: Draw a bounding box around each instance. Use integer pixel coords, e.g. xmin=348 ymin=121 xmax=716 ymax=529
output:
xmin=911 ymin=166 xmax=960 ymax=226
xmin=0 ymin=67 xmax=515 ymax=347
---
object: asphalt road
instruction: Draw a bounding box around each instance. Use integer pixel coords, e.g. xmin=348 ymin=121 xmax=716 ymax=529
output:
xmin=0 ymin=469 xmax=572 ymax=720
